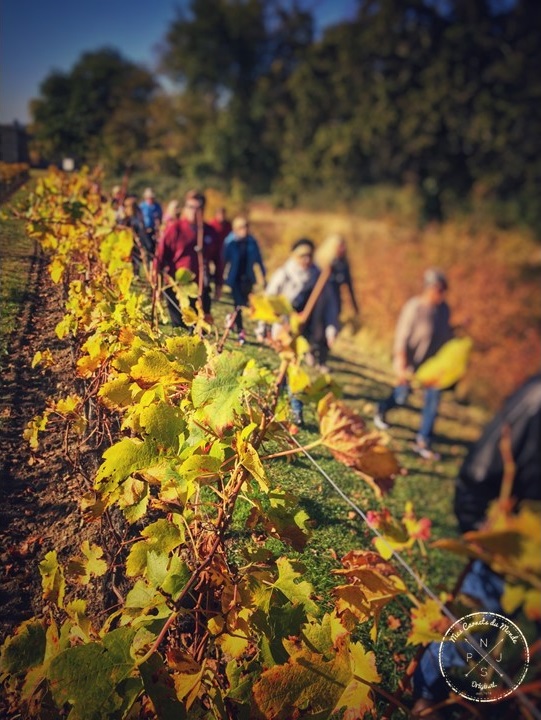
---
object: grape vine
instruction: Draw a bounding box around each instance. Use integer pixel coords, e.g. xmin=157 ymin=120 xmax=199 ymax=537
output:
xmin=1 ymin=168 xmax=539 ymax=720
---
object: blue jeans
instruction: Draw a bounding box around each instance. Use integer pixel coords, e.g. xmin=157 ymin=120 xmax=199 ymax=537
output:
xmin=378 ymin=383 xmax=441 ymax=447
xmin=413 ymin=561 xmax=506 ymax=701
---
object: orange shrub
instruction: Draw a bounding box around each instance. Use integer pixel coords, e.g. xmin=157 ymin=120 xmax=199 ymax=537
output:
xmin=251 ymin=204 xmax=541 ymax=410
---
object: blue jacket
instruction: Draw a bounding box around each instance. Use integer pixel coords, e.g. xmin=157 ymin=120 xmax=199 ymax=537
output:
xmin=223 ymin=233 xmax=266 ymax=287
xmin=139 ymin=200 xmax=162 ymax=230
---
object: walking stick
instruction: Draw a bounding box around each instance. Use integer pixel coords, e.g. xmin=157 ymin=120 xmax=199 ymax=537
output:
xmin=297 ymin=264 xmax=333 ymax=327
xmin=195 ymin=206 xmax=206 ymax=335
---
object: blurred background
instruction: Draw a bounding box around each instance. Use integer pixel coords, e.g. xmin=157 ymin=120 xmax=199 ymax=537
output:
xmin=1 ymin=0 xmax=540 ymax=409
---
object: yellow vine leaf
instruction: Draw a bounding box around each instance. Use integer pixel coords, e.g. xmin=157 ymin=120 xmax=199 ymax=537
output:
xmin=49 ymin=257 xmax=65 ymax=284
xmin=334 ymin=641 xmax=381 ymax=720
xmin=249 ymin=293 xmax=293 ymax=323
xmin=237 ymin=434 xmax=268 ymax=492
xmin=501 ymin=584 xmax=541 ymax=621
xmin=170 ymin=652 xmax=205 ymax=710
xmin=318 ymin=393 xmax=400 ymax=497
xmin=94 ymin=437 xmax=160 ymax=497
xmin=287 ymin=363 xmax=311 ymax=395
xmin=66 ymin=541 xmax=107 ymax=585
xmin=98 ymin=374 xmax=137 ymax=410
xmin=415 ymin=336 xmax=473 ymax=390
xmin=31 ymin=349 xmax=55 ymax=369
xmin=332 ymin=550 xmax=406 ymax=640
xmin=407 ymin=597 xmax=451 ymax=646
xmin=39 ymin=551 xmax=65 ymax=608
xmin=130 ymin=349 xmax=181 ymax=386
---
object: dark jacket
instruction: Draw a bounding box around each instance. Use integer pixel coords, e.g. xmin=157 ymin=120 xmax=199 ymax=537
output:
xmin=454 ymin=373 xmax=541 ymax=533
xmin=223 ymin=233 xmax=265 ymax=288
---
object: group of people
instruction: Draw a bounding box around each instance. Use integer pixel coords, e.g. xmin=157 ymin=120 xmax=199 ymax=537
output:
xmin=110 ymin=186 xmax=460 ymax=456
xmin=109 ymin=184 xmax=541 ymax=717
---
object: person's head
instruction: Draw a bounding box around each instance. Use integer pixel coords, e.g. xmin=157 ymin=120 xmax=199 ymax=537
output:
xmin=215 ymin=207 xmax=227 ymax=222
xmin=143 ymin=187 xmax=155 ymax=203
xmin=232 ymin=215 xmax=249 ymax=239
xmin=291 ymin=238 xmax=315 ymax=270
xmin=423 ymin=268 xmax=448 ymax=305
xmin=165 ymin=199 xmax=180 ymax=221
xmin=123 ymin=196 xmax=138 ymax=218
xmin=183 ymin=189 xmax=205 ymax=222
xmin=112 ymin=185 xmax=122 ymax=198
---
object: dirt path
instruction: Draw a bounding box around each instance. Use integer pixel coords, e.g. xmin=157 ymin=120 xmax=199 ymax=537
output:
xmin=0 ymin=249 xmax=97 ymax=643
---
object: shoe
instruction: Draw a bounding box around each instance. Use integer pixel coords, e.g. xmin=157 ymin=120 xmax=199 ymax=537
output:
xmin=292 ymin=410 xmax=304 ymax=427
xmin=317 ymin=363 xmax=330 ymax=374
xmin=412 ymin=439 xmax=441 ymax=461
xmin=374 ymin=413 xmax=390 ymax=431
xmin=304 ymin=352 xmax=316 ymax=367
xmin=238 ymin=330 xmax=246 ymax=346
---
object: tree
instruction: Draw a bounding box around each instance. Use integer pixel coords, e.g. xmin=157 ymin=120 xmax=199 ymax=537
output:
xmin=30 ymin=48 xmax=157 ymax=169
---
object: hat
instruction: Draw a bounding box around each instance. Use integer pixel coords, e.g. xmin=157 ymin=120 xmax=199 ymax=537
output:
xmin=423 ymin=268 xmax=448 ymax=290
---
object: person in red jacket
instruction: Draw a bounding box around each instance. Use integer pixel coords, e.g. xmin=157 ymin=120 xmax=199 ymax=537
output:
xmin=154 ymin=190 xmax=223 ymax=327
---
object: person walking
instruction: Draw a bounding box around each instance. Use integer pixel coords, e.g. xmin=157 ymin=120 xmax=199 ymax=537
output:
xmin=411 ymin=373 xmax=541 ymax=717
xmin=139 ymin=187 xmax=162 ymax=258
xmin=264 ymin=238 xmax=339 ymax=425
xmin=121 ymin=195 xmax=152 ymax=274
xmin=223 ymin=215 xmax=266 ymax=345
xmin=374 ymin=268 xmax=454 ymax=459
xmin=154 ymin=189 xmax=222 ymax=328
xmin=315 ymin=233 xmax=360 ymax=318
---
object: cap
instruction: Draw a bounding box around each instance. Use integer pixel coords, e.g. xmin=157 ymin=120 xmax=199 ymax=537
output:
xmin=423 ymin=268 xmax=448 ymax=290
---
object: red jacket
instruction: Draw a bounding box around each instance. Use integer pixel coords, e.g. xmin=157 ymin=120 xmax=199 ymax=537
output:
xmin=155 ymin=219 xmax=223 ymax=286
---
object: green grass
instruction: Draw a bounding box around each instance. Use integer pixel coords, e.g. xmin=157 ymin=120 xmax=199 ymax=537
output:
xmin=162 ymin=287 xmax=488 ymax=703
xmin=0 ymin=183 xmax=36 ymax=360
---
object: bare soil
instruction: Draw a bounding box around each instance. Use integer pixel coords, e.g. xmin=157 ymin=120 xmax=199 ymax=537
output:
xmin=0 ymin=250 xmax=114 ymax=645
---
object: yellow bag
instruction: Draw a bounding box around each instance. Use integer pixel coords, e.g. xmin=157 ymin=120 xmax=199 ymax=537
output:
xmin=415 ymin=336 xmax=473 ymax=390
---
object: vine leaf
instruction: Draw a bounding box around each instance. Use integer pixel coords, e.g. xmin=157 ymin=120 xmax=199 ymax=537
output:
xmin=191 ymin=352 xmax=250 ymax=431
xmin=39 ymin=550 xmax=65 ymax=607
xmin=249 ymin=294 xmax=293 ymax=324
xmin=48 ymin=627 xmax=139 ymax=718
xmin=237 ymin=434 xmax=268 ymax=492
xmin=126 ymin=519 xmax=184 ymax=578
xmin=272 ymin=558 xmax=318 ymax=615
xmin=253 ymin=636 xmax=379 ymax=720
xmin=0 ymin=619 xmax=46 ymax=676
xmin=334 ymin=640 xmax=381 ymax=720
xmin=317 ymin=393 xmax=400 ymax=497
xmin=332 ymin=550 xmax=406 ymax=641
xmin=95 ymin=437 xmax=160 ymax=497
xmin=130 ymin=349 xmax=183 ymax=386
xmin=139 ymin=653 xmax=187 ymax=720
xmin=66 ymin=541 xmax=107 ymax=585
xmin=407 ymin=597 xmax=451 ymax=646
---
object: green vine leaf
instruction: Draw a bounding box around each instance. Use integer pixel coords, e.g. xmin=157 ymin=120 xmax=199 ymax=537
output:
xmin=273 ymin=558 xmax=318 ymax=615
xmin=48 ymin=627 xmax=139 ymax=719
xmin=191 ymin=352 xmax=250 ymax=431
xmin=139 ymin=653 xmax=187 ymax=719
xmin=0 ymin=620 xmax=46 ymax=677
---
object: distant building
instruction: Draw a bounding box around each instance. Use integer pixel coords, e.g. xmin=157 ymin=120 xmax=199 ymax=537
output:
xmin=0 ymin=123 xmax=30 ymax=163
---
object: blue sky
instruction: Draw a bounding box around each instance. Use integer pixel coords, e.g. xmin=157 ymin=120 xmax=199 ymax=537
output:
xmin=0 ymin=0 xmax=358 ymax=125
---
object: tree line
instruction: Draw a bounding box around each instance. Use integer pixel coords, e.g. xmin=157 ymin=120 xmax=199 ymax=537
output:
xmin=29 ymin=0 xmax=541 ymax=227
